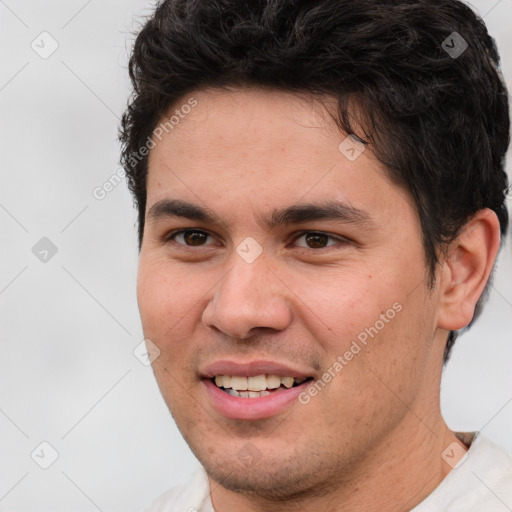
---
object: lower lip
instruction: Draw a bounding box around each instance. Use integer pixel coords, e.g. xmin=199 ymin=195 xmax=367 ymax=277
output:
xmin=203 ymin=379 xmax=311 ymax=420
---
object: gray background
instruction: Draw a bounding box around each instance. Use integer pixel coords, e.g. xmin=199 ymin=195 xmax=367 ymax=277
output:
xmin=0 ymin=1 xmax=511 ymax=510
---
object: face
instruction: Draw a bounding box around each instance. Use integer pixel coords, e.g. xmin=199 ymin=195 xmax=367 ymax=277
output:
xmin=137 ymin=87 xmax=445 ymax=498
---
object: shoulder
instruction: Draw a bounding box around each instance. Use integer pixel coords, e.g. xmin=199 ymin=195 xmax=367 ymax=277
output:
xmin=413 ymin=432 xmax=512 ymax=511
xmin=468 ymin=434 xmax=512 ymax=499
xmin=139 ymin=466 xmax=212 ymax=512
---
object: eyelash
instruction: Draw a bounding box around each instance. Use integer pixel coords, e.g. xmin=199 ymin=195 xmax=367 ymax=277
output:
xmin=164 ymin=228 xmax=350 ymax=251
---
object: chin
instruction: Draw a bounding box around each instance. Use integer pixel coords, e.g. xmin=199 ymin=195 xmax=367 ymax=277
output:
xmin=205 ymin=463 xmax=313 ymax=498
xmin=195 ymin=441 xmax=336 ymax=501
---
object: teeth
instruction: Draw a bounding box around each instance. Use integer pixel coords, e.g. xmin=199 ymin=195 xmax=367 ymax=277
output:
xmin=213 ymin=374 xmax=308 ymax=392
xmin=230 ymin=376 xmax=248 ymax=390
xmin=227 ymin=389 xmax=272 ymax=398
xmin=266 ymin=375 xmax=281 ymax=389
xmin=247 ymin=375 xmax=267 ymax=391
xmin=281 ymin=376 xmax=294 ymax=389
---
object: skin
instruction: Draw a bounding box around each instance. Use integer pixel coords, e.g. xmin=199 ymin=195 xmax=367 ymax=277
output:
xmin=137 ymin=87 xmax=501 ymax=511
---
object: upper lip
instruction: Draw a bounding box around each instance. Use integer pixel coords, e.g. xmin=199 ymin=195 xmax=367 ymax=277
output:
xmin=200 ymin=359 xmax=314 ymax=379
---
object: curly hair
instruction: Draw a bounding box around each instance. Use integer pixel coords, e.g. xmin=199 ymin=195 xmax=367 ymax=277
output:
xmin=119 ymin=0 xmax=510 ymax=364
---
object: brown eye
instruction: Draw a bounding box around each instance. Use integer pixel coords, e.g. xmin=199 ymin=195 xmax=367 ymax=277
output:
xmin=293 ymin=231 xmax=340 ymax=249
xmin=304 ymin=233 xmax=329 ymax=248
xmin=168 ymin=229 xmax=213 ymax=246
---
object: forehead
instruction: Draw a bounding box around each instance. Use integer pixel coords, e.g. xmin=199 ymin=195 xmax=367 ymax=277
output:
xmin=148 ymin=87 xmax=343 ymax=170
xmin=145 ymin=87 xmax=410 ymax=228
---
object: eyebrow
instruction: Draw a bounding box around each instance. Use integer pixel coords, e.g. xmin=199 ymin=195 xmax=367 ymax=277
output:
xmin=147 ymin=198 xmax=374 ymax=231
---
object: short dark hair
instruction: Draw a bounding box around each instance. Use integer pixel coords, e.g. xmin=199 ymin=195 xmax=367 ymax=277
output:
xmin=120 ymin=0 xmax=510 ymax=363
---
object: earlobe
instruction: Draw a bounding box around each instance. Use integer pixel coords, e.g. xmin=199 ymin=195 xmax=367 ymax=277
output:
xmin=437 ymin=208 xmax=501 ymax=332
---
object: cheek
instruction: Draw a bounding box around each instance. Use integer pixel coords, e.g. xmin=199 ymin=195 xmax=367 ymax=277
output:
xmin=293 ymin=269 xmax=401 ymax=354
xmin=136 ymin=258 xmax=208 ymax=411
xmin=323 ymin=288 xmax=434 ymax=412
xmin=136 ymin=257 xmax=205 ymax=346
xmin=298 ymin=267 xmax=431 ymax=399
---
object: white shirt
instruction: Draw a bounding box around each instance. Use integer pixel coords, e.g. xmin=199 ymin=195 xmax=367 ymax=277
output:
xmin=141 ymin=432 xmax=512 ymax=511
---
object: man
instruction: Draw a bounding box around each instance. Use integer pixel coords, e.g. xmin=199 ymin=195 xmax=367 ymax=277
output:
xmin=120 ymin=0 xmax=512 ymax=510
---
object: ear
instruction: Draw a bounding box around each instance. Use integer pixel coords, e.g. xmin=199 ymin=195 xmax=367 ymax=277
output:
xmin=437 ymin=209 xmax=501 ymax=331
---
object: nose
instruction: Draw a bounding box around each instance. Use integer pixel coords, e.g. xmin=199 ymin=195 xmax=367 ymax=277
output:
xmin=201 ymin=253 xmax=293 ymax=340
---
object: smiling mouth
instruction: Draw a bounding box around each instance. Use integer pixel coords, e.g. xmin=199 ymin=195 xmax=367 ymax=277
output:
xmin=210 ymin=374 xmax=314 ymax=398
